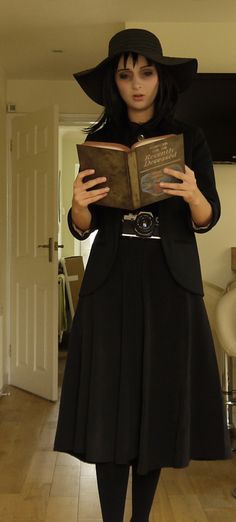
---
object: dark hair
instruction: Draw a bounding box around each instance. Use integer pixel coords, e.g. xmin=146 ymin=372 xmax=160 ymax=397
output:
xmin=86 ymin=52 xmax=179 ymax=134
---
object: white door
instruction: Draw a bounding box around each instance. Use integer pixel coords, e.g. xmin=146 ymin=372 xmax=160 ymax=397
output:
xmin=10 ymin=106 xmax=59 ymax=401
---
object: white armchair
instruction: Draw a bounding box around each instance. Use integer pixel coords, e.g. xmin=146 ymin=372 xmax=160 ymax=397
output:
xmin=215 ymin=282 xmax=236 ymax=448
xmin=215 ymin=283 xmax=236 ymax=358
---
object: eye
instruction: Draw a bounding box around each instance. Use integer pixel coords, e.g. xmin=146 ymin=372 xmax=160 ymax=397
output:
xmin=118 ymin=72 xmax=130 ymax=80
xmin=142 ymin=69 xmax=154 ymax=77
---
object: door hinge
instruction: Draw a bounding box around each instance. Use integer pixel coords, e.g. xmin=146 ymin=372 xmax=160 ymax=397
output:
xmin=9 ymin=344 xmax=12 ymax=357
xmin=10 ymin=139 xmax=13 ymax=152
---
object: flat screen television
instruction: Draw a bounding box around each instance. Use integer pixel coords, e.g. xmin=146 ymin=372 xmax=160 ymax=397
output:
xmin=174 ymin=73 xmax=236 ymax=163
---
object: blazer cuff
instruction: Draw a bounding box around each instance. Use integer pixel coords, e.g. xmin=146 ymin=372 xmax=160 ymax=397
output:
xmin=188 ymin=197 xmax=220 ymax=234
xmin=191 ymin=219 xmax=211 ymax=231
xmin=67 ymin=208 xmax=96 ymax=241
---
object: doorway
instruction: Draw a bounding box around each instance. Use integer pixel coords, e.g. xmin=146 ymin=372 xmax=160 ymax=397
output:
xmin=57 ymin=123 xmax=97 ymax=385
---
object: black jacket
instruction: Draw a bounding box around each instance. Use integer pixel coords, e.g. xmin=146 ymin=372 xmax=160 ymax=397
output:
xmin=68 ymin=119 xmax=220 ymax=297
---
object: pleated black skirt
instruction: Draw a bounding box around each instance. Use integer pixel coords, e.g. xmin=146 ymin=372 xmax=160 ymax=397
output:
xmin=54 ymin=237 xmax=231 ymax=475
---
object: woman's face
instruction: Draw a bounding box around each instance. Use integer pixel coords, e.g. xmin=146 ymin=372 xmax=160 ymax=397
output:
xmin=115 ymin=54 xmax=159 ymax=122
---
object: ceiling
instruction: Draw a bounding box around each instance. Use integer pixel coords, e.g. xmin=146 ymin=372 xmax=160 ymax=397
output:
xmin=0 ymin=0 xmax=235 ymax=80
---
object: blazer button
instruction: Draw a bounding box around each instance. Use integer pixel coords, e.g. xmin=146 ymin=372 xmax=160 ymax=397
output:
xmin=137 ymin=134 xmax=145 ymax=141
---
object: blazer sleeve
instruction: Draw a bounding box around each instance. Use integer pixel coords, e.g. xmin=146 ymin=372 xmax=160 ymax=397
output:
xmin=188 ymin=126 xmax=221 ymax=234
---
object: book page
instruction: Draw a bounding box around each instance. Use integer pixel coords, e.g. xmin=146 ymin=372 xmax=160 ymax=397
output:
xmin=84 ymin=141 xmax=131 ymax=152
xmin=131 ymin=134 xmax=174 ymax=150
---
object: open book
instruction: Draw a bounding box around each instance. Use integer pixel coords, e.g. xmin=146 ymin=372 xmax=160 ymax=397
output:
xmin=77 ymin=133 xmax=185 ymax=210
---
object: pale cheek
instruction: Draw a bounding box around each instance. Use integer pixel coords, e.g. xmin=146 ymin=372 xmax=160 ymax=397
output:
xmin=116 ymin=80 xmax=127 ymax=98
xmin=152 ymin=79 xmax=159 ymax=95
xmin=150 ymin=85 xmax=158 ymax=101
xmin=118 ymin=84 xmax=130 ymax=101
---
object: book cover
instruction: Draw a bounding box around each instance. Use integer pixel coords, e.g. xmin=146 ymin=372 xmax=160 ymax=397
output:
xmin=77 ymin=133 xmax=185 ymax=210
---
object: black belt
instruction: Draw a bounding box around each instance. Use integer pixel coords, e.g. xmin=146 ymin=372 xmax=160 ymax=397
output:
xmin=121 ymin=211 xmax=161 ymax=239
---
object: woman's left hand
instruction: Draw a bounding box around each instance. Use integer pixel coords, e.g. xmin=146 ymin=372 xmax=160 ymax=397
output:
xmin=160 ymin=165 xmax=202 ymax=205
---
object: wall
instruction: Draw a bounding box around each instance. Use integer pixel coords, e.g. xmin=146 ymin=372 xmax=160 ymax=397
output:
xmin=0 ymin=65 xmax=7 ymax=388
xmin=197 ymin=165 xmax=236 ymax=290
xmin=7 ymin=79 xmax=100 ymax=114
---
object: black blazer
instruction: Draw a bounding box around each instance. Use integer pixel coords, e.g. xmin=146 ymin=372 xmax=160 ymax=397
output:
xmin=68 ymin=119 xmax=220 ymax=297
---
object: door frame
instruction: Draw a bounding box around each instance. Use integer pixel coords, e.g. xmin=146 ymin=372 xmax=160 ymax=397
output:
xmin=6 ymin=112 xmax=24 ymax=385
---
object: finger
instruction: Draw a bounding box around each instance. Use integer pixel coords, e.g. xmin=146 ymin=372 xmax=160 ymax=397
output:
xmin=163 ymin=189 xmax=194 ymax=201
xmin=82 ymin=177 xmax=108 ymax=190
xmin=163 ymin=168 xmax=185 ymax=181
xmin=162 ymin=188 xmax=190 ymax=197
xmin=184 ymin=165 xmax=194 ymax=175
xmin=75 ymin=169 xmax=95 ymax=184
xmin=160 ymin=181 xmax=186 ymax=190
xmin=81 ymin=192 xmax=110 ymax=205
xmin=79 ymin=187 xmax=110 ymax=200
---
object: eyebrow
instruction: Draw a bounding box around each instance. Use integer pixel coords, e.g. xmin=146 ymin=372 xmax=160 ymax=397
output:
xmin=117 ymin=65 xmax=154 ymax=72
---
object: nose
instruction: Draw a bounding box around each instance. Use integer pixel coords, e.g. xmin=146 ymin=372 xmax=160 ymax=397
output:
xmin=132 ymin=74 xmax=142 ymax=90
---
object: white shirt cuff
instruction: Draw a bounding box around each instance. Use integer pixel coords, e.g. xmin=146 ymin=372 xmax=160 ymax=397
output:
xmin=72 ymin=221 xmax=91 ymax=237
xmin=192 ymin=219 xmax=211 ymax=231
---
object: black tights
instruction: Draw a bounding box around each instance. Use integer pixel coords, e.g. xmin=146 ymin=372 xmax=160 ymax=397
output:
xmin=95 ymin=461 xmax=161 ymax=522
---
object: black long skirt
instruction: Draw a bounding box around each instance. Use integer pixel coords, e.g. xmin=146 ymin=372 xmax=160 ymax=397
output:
xmin=54 ymin=237 xmax=231 ymax=475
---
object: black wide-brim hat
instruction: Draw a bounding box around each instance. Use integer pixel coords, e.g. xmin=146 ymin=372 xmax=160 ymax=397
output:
xmin=74 ymin=28 xmax=198 ymax=106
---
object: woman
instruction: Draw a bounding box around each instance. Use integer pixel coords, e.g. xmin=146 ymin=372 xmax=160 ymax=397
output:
xmin=54 ymin=29 xmax=231 ymax=522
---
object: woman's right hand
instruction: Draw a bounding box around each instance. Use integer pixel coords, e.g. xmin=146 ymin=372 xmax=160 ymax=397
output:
xmin=71 ymin=169 xmax=110 ymax=232
xmin=72 ymin=169 xmax=110 ymax=209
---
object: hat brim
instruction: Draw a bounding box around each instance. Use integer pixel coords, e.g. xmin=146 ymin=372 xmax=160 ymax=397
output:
xmin=74 ymin=53 xmax=198 ymax=106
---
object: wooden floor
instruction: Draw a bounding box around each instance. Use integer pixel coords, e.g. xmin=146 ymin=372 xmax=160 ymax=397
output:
xmin=1 ymin=356 xmax=236 ymax=521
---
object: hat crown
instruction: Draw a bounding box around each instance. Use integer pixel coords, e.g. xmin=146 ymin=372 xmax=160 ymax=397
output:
xmin=108 ymin=28 xmax=163 ymax=59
